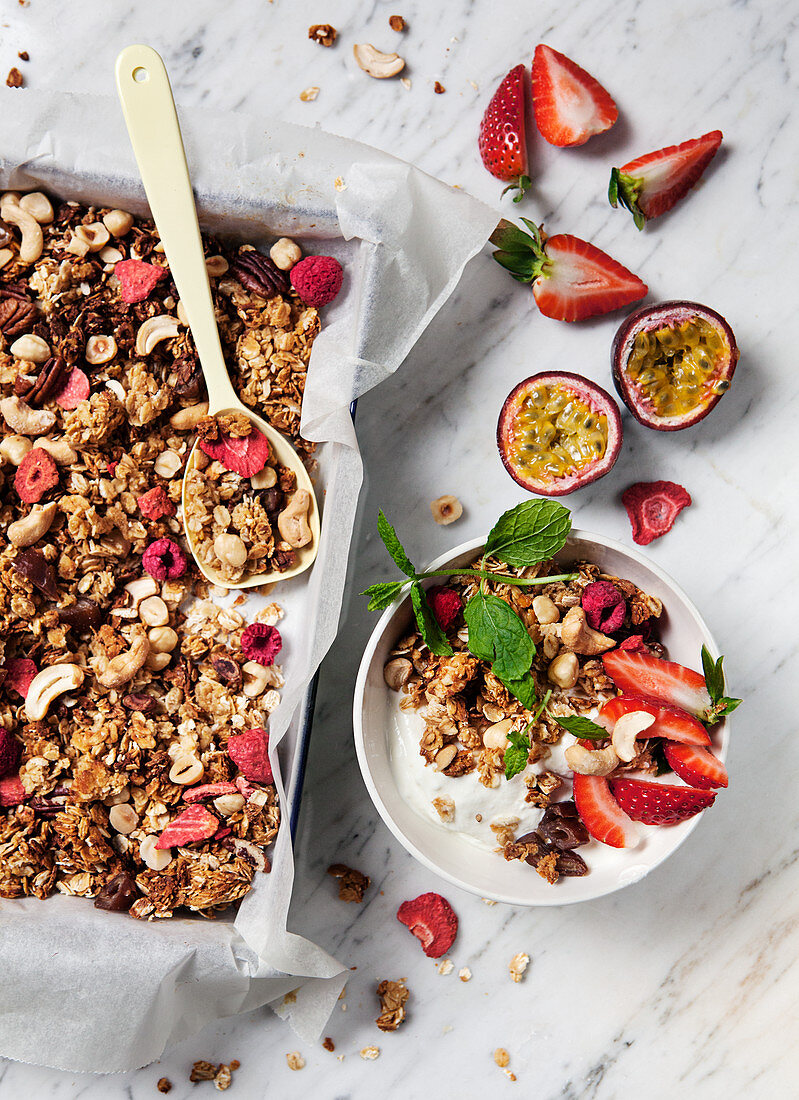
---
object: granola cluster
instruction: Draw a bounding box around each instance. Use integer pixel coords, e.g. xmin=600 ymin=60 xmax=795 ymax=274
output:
xmin=0 ymin=190 xmax=321 ymax=916
xmin=386 ymin=558 xmax=663 ymax=883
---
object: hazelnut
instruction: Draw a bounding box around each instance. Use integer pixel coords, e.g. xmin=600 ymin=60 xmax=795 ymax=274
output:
xmin=269 ymin=238 xmax=302 ymax=271
xmin=102 ymin=209 xmax=134 ymax=237
xmin=205 ymin=254 xmax=229 ymax=277
xmin=75 ymin=222 xmax=110 ymax=253
xmin=430 ymin=494 xmax=463 ymax=525
xmin=214 ymin=532 xmax=248 ymax=568
xmin=85 ymin=335 xmax=118 ymax=365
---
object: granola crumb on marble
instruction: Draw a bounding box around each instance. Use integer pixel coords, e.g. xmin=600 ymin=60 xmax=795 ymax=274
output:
xmin=509 ymin=952 xmax=530 ymax=983
xmin=286 ymin=1052 xmax=305 ymax=1071
xmin=327 ymin=861 xmax=370 ymax=902
xmin=375 ymin=978 xmax=409 ymax=1032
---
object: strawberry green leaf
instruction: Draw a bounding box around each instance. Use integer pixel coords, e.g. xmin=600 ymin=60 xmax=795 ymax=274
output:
xmin=608 ymin=168 xmax=646 ymax=230
xmin=489 ymin=218 xmax=537 ymax=252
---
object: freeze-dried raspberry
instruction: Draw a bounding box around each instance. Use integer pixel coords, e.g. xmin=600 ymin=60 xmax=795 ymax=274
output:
xmin=0 ymin=728 xmax=21 ymax=779
xmin=427 ymin=586 xmax=463 ymax=631
xmin=227 ymin=727 xmax=273 ymax=784
xmin=396 ymin=892 xmax=458 ymax=958
xmin=106 ymin=460 xmax=118 ymax=477
xmin=53 ymin=366 xmax=90 ymax=409
xmin=182 ymin=781 xmax=239 ymax=803
xmin=137 ymin=485 xmax=176 ymax=521
xmin=115 ymin=258 xmax=167 ymax=304
xmin=622 ymin=481 xmax=692 ymax=546
xmin=0 ymin=773 xmax=28 ymax=807
xmin=581 ymin=581 xmax=626 ymax=633
xmin=240 ymin=622 xmax=282 ymax=666
xmin=619 ymin=635 xmax=648 ymax=653
xmin=290 ymin=255 xmax=343 ymax=307
xmin=14 ymin=447 xmax=59 ymax=503
xmin=142 ymin=537 xmax=187 ymax=580
xmin=198 ymin=422 xmax=271 ymax=477
xmin=4 ymin=657 xmax=37 ymax=699
xmin=155 ymin=804 xmax=219 ymax=849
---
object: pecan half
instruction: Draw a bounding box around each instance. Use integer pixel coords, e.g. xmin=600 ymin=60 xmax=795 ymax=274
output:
xmin=230 ymin=249 xmax=289 ymax=298
xmin=0 ymin=290 xmax=39 ymax=337
xmin=26 ymin=356 xmax=69 ymax=407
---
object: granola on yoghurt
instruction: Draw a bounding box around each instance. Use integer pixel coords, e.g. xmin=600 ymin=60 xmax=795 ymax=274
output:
xmin=0 ymin=188 xmax=323 ymax=916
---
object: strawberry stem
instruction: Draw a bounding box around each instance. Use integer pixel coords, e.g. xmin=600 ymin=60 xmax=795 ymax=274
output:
xmin=501 ymin=175 xmax=532 ymax=204
xmin=608 ymin=168 xmax=646 ymax=230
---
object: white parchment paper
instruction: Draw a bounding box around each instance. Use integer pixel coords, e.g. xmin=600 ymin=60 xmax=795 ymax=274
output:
xmin=0 ymin=89 xmax=496 ymax=1073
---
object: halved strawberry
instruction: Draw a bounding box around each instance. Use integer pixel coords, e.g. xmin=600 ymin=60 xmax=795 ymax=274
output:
xmin=490 ymin=219 xmax=647 ymax=322
xmin=532 ymin=44 xmax=618 ymax=147
xmin=603 ymin=650 xmax=712 ymax=719
xmin=609 ymin=130 xmax=723 ymax=229
xmin=478 ymin=64 xmax=530 ymax=203
xmin=663 ymin=742 xmax=728 ymax=789
xmin=572 ymin=774 xmax=638 ymax=848
xmin=599 ymin=694 xmax=710 ymax=746
xmin=610 ymin=778 xmax=715 ymax=825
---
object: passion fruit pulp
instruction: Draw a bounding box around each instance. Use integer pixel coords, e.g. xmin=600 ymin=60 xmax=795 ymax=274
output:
xmin=497 ymin=371 xmax=623 ymax=496
xmin=612 ymin=300 xmax=738 ymax=431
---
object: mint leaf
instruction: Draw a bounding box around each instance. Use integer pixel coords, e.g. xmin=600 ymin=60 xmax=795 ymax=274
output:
xmin=504 ymin=723 xmax=531 ymax=780
xmin=551 ymin=714 xmax=608 ymax=741
xmin=483 ymin=500 xmax=572 ymax=568
xmin=377 ymin=510 xmax=416 ymax=579
xmin=362 ymin=580 xmax=407 ymax=612
xmin=410 ymin=583 xmax=452 ymax=657
xmin=497 ymin=671 xmax=537 ymax=711
xmin=464 ymin=592 xmax=535 ymax=682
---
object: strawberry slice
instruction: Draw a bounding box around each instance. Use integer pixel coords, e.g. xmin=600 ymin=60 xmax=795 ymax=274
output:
xmin=490 ymin=219 xmax=647 ymax=322
xmin=603 ymin=649 xmax=712 ymax=718
xmin=599 ymin=694 xmax=710 ymax=746
xmin=532 ymin=44 xmax=618 ymax=147
xmin=610 ymin=778 xmax=715 ymax=825
xmin=609 ymin=130 xmax=723 ymax=229
xmin=572 ymin=774 xmax=638 ymax=848
xmin=663 ymin=742 xmax=728 ymax=789
xmin=478 ymin=64 xmax=531 ymax=202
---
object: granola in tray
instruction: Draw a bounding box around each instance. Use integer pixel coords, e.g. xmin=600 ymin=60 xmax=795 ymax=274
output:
xmin=0 ymin=188 xmax=325 ymax=917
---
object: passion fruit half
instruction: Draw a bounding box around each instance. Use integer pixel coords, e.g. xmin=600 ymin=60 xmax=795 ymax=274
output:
xmin=497 ymin=372 xmax=623 ymax=496
xmin=612 ymin=300 xmax=738 ymax=431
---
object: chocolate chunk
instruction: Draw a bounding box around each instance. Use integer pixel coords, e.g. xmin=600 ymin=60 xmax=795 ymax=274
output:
xmin=173 ymin=350 xmax=204 ymax=399
xmin=94 ymin=871 xmax=138 ymax=912
xmin=122 ymin=693 xmax=156 ymax=713
xmin=13 ymin=548 xmax=59 ymax=600
xmin=272 ymin=547 xmax=296 ymax=571
xmin=536 ymin=801 xmax=589 ymax=850
xmin=230 ymin=250 xmax=289 ymax=298
xmin=262 ymin=488 xmax=284 ymax=517
xmin=58 ymin=598 xmax=102 ymax=633
xmin=554 ymin=850 xmax=588 ymax=876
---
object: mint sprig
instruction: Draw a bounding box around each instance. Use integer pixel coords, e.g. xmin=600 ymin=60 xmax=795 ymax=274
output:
xmin=483 ymin=499 xmax=572 ymax=568
xmin=700 ymin=645 xmax=742 ymax=724
xmin=550 ymin=714 xmax=608 ymax=741
xmin=503 ymin=723 xmax=532 ymax=780
xmin=377 ymin=510 xmax=416 ymax=578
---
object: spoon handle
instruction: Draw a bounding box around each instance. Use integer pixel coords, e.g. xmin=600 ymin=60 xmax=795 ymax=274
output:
xmin=115 ymin=45 xmax=238 ymax=413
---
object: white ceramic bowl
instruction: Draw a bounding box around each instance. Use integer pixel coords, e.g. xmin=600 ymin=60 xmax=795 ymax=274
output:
xmin=354 ymin=529 xmax=729 ymax=906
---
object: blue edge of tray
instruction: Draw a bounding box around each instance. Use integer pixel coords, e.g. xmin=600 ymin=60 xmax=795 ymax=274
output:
xmin=288 ymin=401 xmax=357 ymax=840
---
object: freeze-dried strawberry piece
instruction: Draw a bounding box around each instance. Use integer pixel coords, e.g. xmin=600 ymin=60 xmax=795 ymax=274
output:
xmin=115 ymin=258 xmax=167 ymax=304
xmin=0 ymin=728 xmax=21 ymax=779
xmin=53 ymin=367 xmax=90 ymax=409
xmin=581 ymin=580 xmax=626 ymax=633
xmin=4 ymin=657 xmax=37 ymax=698
xmin=142 ymin=537 xmax=188 ymax=580
xmin=137 ymin=485 xmax=176 ymax=521
xmin=0 ymin=773 xmax=28 ymax=807
xmin=619 ymin=635 xmax=648 ymax=653
xmin=228 ymin=727 xmax=273 ymax=784
xmin=235 ymin=775 xmax=258 ymax=800
xmin=182 ymin=781 xmax=238 ymax=803
xmin=622 ymin=480 xmax=692 ymax=545
xmin=396 ymin=892 xmax=458 ymax=958
xmin=155 ymin=804 xmax=219 ymax=849
xmin=240 ymin=622 xmax=282 ymax=666
xmin=428 ymin=586 xmax=463 ymax=631
xmin=15 ymin=447 xmax=59 ymax=503
xmin=199 ymin=424 xmax=271 ymax=477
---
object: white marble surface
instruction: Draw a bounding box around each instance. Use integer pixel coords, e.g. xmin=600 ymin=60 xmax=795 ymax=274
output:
xmin=1 ymin=0 xmax=797 ymax=1095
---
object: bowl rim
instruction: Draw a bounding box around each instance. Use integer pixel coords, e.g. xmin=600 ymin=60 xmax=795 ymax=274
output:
xmin=353 ymin=527 xmax=728 ymax=906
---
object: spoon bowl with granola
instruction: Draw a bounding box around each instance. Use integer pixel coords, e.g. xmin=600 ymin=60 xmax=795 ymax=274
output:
xmin=117 ymin=46 xmax=320 ymax=589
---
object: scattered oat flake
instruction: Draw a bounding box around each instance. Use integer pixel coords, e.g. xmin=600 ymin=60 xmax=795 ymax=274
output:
xmin=189 ymin=1061 xmax=217 ymax=1082
xmin=157 ymin=1080 xmax=172 ymax=1095
xmin=469 ymin=80 xmax=479 ymax=91
xmin=286 ymin=1051 xmax=305 ymax=1071
xmin=300 ymin=86 xmax=320 ymax=102
xmin=482 ymin=897 xmax=497 ymax=906
xmin=437 ymin=957 xmax=454 ymax=975
xmin=213 ymin=1063 xmax=235 ymax=1091
xmin=509 ymin=952 xmax=530 ymax=983
xmin=360 ymin=1047 xmax=380 ymax=1061
xmin=458 ymin=967 xmax=472 ymax=982
xmin=6 ymin=68 xmax=23 ymax=88
xmin=400 ymin=77 xmax=411 ymax=90
xmin=494 ymin=1048 xmax=510 ymax=1068
xmin=334 ymin=176 xmax=347 ymax=192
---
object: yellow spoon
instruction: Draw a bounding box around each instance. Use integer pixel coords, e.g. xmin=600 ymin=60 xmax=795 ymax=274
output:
xmin=115 ymin=44 xmax=320 ymax=589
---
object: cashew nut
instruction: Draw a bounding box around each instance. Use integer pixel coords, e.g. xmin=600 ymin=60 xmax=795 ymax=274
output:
xmin=8 ymin=501 xmax=58 ymax=547
xmin=0 ymin=434 xmax=32 ymax=465
xmin=169 ymin=402 xmax=209 ymax=431
xmin=483 ymin=718 xmax=514 ymax=751
xmin=269 ymin=238 xmax=302 ymax=271
xmin=560 ymin=606 xmax=616 ymax=656
xmin=93 ymin=627 xmax=151 ymax=689
xmin=564 ymin=743 xmax=619 ymax=776
xmin=547 ymin=651 xmax=580 ymax=688
xmin=85 ymin=335 xmax=117 ymax=365
xmin=10 ymin=333 xmax=50 ymax=363
xmin=383 ymin=657 xmax=412 ymax=691
xmin=1 ymin=203 xmax=43 ymax=264
xmin=19 ymin=192 xmax=54 ymax=224
xmin=611 ymin=710 xmax=656 ymax=762
xmin=353 ymin=42 xmax=405 ymax=78
xmin=102 ymin=209 xmax=134 ymax=237
xmin=25 ymin=662 xmax=85 ymax=721
xmin=124 ymin=576 xmax=159 ymax=605
xmin=532 ymin=595 xmax=560 ymax=624
xmin=277 ymin=489 xmax=313 ymax=549
xmin=33 ymin=437 xmax=77 ymax=464
xmin=0 ymin=396 xmax=56 ymax=435
xmin=136 ymin=315 xmax=180 ymax=356
xmin=0 ymin=249 xmax=13 ymax=271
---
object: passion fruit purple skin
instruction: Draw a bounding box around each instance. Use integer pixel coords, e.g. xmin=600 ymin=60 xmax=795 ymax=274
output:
xmin=497 ymin=371 xmax=623 ymax=497
xmin=612 ymin=300 xmax=739 ymax=431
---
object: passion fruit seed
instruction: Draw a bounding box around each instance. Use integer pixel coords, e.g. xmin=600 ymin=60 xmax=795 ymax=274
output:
xmin=625 ymin=317 xmax=730 ymax=418
xmin=507 ymin=384 xmax=609 ymax=483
